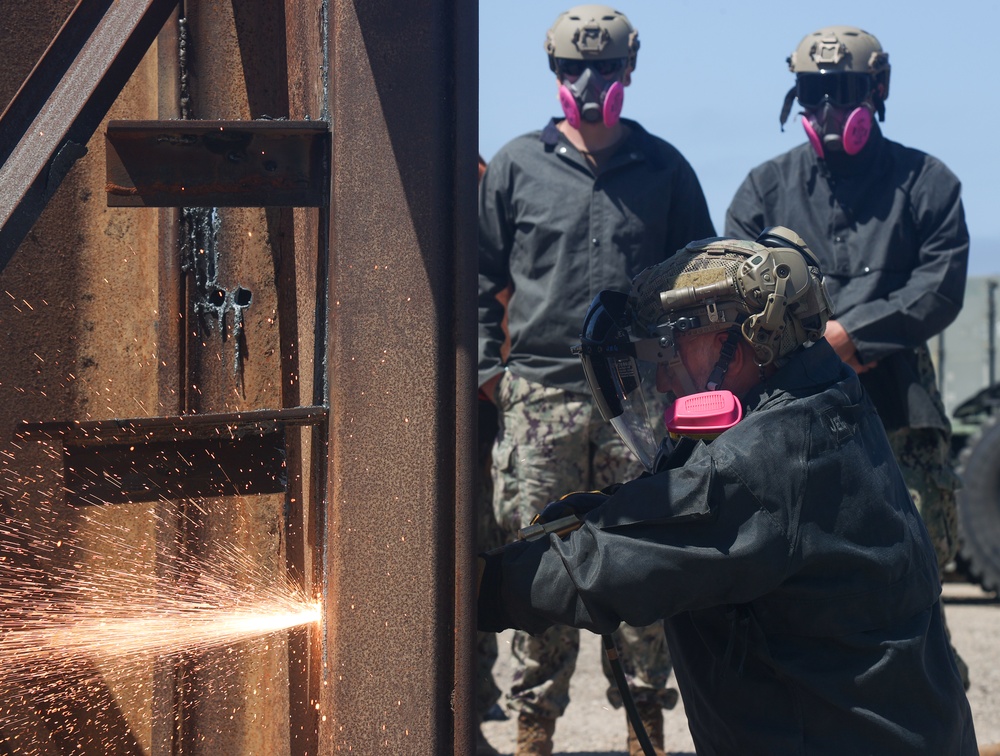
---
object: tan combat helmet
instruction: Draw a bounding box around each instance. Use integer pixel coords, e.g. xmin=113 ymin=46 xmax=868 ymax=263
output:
xmin=629 ymin=227 xmax=832 ymax=367
xmin=545 ymin=5 xmax=639 ymax=73
xmin=788 ymin=25 xmax=890 ymax=84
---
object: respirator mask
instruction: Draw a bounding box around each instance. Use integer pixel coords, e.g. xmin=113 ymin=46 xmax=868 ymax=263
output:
xmin=556 ymin=58 xmax=626 ymax=128
xmin=797 ymin=72 xmax=874 ymax=158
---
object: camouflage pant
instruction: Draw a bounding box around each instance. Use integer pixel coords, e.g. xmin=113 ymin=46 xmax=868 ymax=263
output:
xmin=491 ymin=372 xmax=676 ymax=719
xmin=886 ymin=426 xmax=960 ymax=570
xmin=886 ymin=425 xmax=969 ymax=688
xmin=475 ymin=417 xmax=505 ymax=721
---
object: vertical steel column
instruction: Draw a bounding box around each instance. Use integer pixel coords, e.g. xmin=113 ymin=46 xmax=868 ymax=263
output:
xmin=323 ymin=0 xmax=477 ymax=752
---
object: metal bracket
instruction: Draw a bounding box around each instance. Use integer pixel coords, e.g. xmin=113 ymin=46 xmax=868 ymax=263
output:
xmin=18 ymin=406 xmax=327 ymax=506
xmin=105 ymin=120 xmax=330 ymax=207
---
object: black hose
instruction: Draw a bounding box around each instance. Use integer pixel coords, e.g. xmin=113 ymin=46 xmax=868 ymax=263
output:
xmin=602 ymin=632 xmax=656 ymax=756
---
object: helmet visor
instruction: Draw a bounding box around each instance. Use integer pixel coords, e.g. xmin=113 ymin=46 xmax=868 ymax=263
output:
xmin=576 ymin=291 xmax=664 ymax=471
xmin=796 ymin=72 xmax=872 ymax=108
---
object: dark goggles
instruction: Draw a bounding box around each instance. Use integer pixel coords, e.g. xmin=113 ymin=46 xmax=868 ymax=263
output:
xmin=796 ymin=72 xmax=873 ymax=108
xmin=556 ymin=57 xmax=625 ymax=78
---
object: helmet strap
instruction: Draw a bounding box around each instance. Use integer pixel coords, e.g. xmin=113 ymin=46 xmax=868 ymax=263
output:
xmin=705 ymin=322 xmax=744 ymax=391
xmin=874 ymin=97 xmax=885 ymax=122
xmin=778 ymin=86 xmax=797 ymax=131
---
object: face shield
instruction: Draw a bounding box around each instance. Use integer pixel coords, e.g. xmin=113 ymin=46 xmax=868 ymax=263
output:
xmin=574 ymin=290 xmax=677 ymax=471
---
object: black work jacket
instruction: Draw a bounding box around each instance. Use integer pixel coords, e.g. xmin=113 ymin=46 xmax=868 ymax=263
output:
xmin=725 ymin=127 xmax=968 ymax=430
xmin=479 ymin=118 xmax=714 ymax=393
xmin=480 ymin=342 xmax=976 ymax=754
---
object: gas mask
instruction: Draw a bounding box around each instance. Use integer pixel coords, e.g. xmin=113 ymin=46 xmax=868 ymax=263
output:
xmin=802 ymin=101 xmax=873 ymax=158
xmin=793 ymin=72 xmax=877 ymax=158
xmin=556 ymin=59 xmax=626 ymax=128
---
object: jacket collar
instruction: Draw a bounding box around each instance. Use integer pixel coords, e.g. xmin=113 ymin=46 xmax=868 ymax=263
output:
xmin=540 ymin=117 xmax=663 ymax=170
xmin=742 ymin=340 xmax=860 ymax=414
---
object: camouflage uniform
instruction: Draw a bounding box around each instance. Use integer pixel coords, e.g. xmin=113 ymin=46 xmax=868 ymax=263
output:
xmin=885 ymin=344 xmax=969 ymax=689
xmin=475 ymin=398 xmax=505 ymax=722
xmin=886 ymin=427 xmax=959 ymax=572
xmin=492 ymin=371 xmax=677 ymax=718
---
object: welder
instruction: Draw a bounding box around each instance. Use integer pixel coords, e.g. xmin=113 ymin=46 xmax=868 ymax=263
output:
xmin=478 ymin=228 xmax=977 ymax=754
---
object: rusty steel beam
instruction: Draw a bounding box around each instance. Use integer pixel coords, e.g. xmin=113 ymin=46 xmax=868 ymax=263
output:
xmin=18 ymin=405 xmax=328 ymax=441
xmin=105 ymin=120 xmax=331 ymax=207
xmin=61 ymin=433 xmax=288 ymax=505
xmin=323 ymin=0 xmax=478 ymax=752
xmin=0 ymin=0 xmax=181 ymax=268
xmin=18 ymin=407 xmax=327 ymax=505
xmin=0 ymin=0 xmax=116 ymax=167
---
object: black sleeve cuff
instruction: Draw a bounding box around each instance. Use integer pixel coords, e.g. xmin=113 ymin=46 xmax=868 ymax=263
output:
xmin=477 ymin=550 xmax=515 ymax=632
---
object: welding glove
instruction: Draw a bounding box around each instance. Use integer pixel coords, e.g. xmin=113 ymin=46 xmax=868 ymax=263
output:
xmin=536 ymin=489 xmax=611 ymax=525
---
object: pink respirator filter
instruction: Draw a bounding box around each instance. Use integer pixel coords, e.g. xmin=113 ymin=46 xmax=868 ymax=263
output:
xmin=664 ymin=390 xmax=743 ymax=439
xmin=558 ymin=85 xmax=581 ymax=129
xmin=842 ymin=106 xmax=872 ymax=155
xmin=602 ymin=81 xmax=624 ymax=127
xmin=802 ymin=106 xmax=872 ymax=158
xmin=558 ymin=82 xmax=625 ymax=129
xmin=802 ymin=117 xmax=825 ymax=159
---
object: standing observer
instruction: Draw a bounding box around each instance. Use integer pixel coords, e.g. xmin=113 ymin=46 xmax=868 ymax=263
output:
xmin=725 ymin=26 xmax=970 ymax=685
xmin=477 ymin=5 xmax=714 ymax=755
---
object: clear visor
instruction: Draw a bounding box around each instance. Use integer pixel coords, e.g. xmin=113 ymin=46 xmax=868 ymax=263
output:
xmin=609 ymin=382 xmax=659 ymax=471
xmin=577 ymin=291 xmax=676 ymax=471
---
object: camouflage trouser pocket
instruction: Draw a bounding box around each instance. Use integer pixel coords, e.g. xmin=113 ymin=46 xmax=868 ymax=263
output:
xmin=887 ymin=427 xmax=960 ymax=569
xmin=491 ymin=371 xmax=545 ymax=536
xmin=489 ymin=372 xmax=642 ymax=538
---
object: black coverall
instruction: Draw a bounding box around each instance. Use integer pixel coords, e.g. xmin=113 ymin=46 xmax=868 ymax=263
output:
xmin=479 ymin=341 xmax=976 ymax=755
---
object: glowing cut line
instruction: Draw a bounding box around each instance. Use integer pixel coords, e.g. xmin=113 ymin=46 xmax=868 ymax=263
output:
xmin=0 ymin=604 xmax=321 ymax=669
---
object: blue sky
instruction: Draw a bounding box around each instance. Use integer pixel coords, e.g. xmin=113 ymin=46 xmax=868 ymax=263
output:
xmin=479 ymin=1 xmax=1000 ymax=276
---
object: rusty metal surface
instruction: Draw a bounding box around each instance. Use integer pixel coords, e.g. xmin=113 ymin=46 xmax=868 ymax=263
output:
xmin=0 ymin=0 xmax=115 ymax=165
xmin=19 ymin=406 xmax=327 ymax=507
xmin=105 ymin=120 xmax=330 ymax=207
xmin=18 ymin=405 xmax=328 ymax=441
xmin=451 ymin=2 xmax=480 ymax=753
xmin=0 ymin=0 xmax=180 ymax=268
xmin=62 ymin=432 xmax=287 ymax=505
xmin=323 ymin=0 xmax=478 ymax=753
xmin=0 ymin=0 xmax=327 ymax=753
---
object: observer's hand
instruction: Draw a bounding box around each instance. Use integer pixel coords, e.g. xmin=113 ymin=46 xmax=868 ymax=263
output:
xmin=480 ymin=373 xmax=503 ymax=405
xmin=825 ymin=320 xmax=877 ymax=374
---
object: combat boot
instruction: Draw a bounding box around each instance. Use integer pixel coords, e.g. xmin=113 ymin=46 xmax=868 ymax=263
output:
xmin=626 ymin=701 xmax=665 ymax=756
xmin=515 ymin=710 xmax=556 ymax=756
